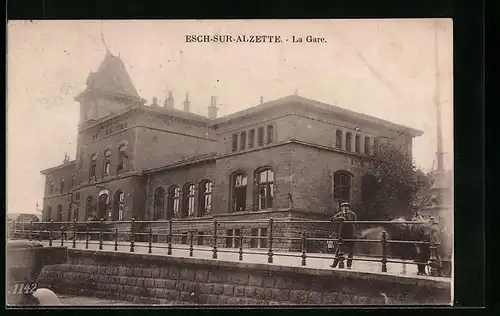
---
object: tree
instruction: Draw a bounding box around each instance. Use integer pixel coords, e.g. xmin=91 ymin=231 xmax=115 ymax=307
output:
xmin=360 ymin=142 xmax=431 ymax=220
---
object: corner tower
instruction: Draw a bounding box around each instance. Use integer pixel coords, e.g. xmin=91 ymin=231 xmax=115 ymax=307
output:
xmin=75 ymin=51 xmax=146 ymax=128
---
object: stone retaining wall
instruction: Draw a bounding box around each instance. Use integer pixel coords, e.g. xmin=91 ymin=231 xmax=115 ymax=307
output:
xmin=37 ymin=249 xmax=451 ymax=306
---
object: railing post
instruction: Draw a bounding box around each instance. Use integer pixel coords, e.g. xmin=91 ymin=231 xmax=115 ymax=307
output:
xmin=301 ymin=230 xmax=307 ymax=266
xmin=268 ymin=218 xmax=274 ymax=264
xmin=189 ymin=230 xmax=194 ymax=257
xmin=21 ymin=223 xmax=25 ymax=240
xmin=239 ymin=227 xmax=244 ymax=261
xmin=60 ymin=224 xmax=64 ymax=246
xmin=28 ymin=222 xmax=32 ymax=241
xmin=429 ymin=217 xmax=441 ymax=277
xmin=114 ymin=228 xmax=118 ymax=251
xmin=148 ymin=228 xmax=153 ymax=254
xmin=48 ymin=220 xmax=53 ymax=247
xmin=167 ymin=220 xmax=172 ymax=255
xmin=85 ymin=223 xmax=89 ymax=249
xmin=73 ymin=218 xmax=77 ymax=248
xmin=381 ymin=231 xmax=388 ymax=272
xmin=99 ymin=218 xmax=104 ymax=250
xmin=337 ymin=217 xmax=345 ymax=269
xmin=212 ymin=220 xmax=218 ymax=259
xmin=38 ymin=224 xmax=42 ymax=242
xmin=130 ymin=218 xmax=135 ymax=253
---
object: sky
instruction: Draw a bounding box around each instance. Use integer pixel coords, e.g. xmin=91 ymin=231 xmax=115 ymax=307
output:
xmin=7 ymin=19 xmax=453 ymax=214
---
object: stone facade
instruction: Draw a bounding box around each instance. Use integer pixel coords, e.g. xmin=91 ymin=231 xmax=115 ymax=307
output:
xmin=40 ymin=52 xmax=423 ymax=251
xmin=37 ymin=249 xmax=451 ymax=305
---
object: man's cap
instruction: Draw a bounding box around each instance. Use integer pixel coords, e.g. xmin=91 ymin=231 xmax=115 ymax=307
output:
xmin=340 ymin=202 xmax=351 ymax=208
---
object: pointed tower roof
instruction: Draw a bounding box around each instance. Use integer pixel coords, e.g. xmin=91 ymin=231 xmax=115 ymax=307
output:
xmin=84 ymin=52 xmax=141 ymax=100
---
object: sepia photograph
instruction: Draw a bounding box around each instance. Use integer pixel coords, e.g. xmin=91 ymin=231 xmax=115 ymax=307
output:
xmin=7 ymin=19 xmax=453 ymax=307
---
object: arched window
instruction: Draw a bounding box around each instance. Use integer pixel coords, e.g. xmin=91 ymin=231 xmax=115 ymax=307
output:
xmin=345 ymin=132 xmax=352 ymax=151
xmin=362 ymin=174 xmax=378 ymax=203
xmin=98 ymin=193 xmax=110 ymax=220
xmin=256 ymin=168 xmax=274 ymax=210
xmin=335 ymin=130 xmax=342 ymax=149
xmin=183 ymin=184 xmax=196 ymax=218
xmin=117 ymin=145 xmax=128 ymax=172
xmin=103 ymin=150 xmax=111 ymax=175
xmin=364 ymin=136 xmax=371 ymax=155
xmin=355 ymin=135 xmax=361 ymax=153
xmin=168 ymin=186 xmax=180 ymax=219
xmin=56 ymin=204 xmax=63 ymax=221
xmin=153 ymin=187 xmax=166 ymax=220
xmin=59 ymin=178 xmax=64 ymax=194
xmin=46 ymin=206 xmax=52 ymax=221
xmin=334 ymin=171 xmax=352 ymax=203
xmin=113 ymin=191 xmax=125 ymax=221
xmin=232 ymin=172 xmax=248 ymax=212
xmin=85 ymin=196 xmax=95 ymax=221
xmin=48 ymin=181 xmax=54 ymax=194
xmin=89 ymin=154 xmax=97 ymax=180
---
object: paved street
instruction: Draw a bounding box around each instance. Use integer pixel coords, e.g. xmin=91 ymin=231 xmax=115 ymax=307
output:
xmin=41 ymin=240 xmax=425 ymax=276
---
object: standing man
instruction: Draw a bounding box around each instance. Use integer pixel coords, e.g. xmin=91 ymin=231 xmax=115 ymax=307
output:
xmin=330 ymin=202 xmax=358 ymax=269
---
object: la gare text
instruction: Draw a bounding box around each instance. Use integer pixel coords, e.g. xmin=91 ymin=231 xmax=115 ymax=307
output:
xmin=185 ymin=35 xmax=327 ymax=44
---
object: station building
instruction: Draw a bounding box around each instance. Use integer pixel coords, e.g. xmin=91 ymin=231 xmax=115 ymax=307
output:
xmin=41 ymin=52 xmax=423 ymax=250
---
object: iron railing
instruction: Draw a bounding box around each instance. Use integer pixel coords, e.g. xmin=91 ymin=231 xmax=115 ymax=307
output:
xmin=7 ymin=217 xmax=445 ymax=277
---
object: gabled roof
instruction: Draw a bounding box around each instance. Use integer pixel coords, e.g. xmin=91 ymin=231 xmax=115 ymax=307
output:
xmin=213 ymin=95 xmax=424 ymax=137
xmin=83 ymin=52 xmax=141 ymax=100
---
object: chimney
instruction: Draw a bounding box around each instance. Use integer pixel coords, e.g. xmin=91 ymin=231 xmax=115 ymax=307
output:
xmin=151 ymin=97 xmax=158 ymax=107
xmin=164 ymin=91 xmax=174 ymax=109
xmin=183 ymin=92 xmax=191 ymax=112
xmin=208 ymin=96 xmax=218 ymax=119
xmin=260 ymin=96 xmax=264 ymax=104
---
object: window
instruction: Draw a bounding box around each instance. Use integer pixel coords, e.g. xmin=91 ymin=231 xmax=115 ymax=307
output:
xmin=103 ymin=150 xmax=111 ymax=175
xmin=98 ymin=193 xmax=109 ymax=220
xmin=113 ymin=191 xmax=125 ymax=221
xmin=48 ymin=181 xmax=54 ymax=194
xmin=89 ymin=154 xmax=97 ymax=180
xmin=364 ymin=136 xmax=371 ymax=155
xmin=59 ymin=178 xmax=64 ymax=194
xmin=226 ymin=229 xmax=234 ymax=248
xmin=361 ymin=174 xmax=378 ymax=203
xmin=355 ymin=135 xmax=361 ymax=153
xmin=168 ymin=186 xmax=180 ymax=218
xmin=56 ymin=205 xmax=63 ymax=221
xmin=336 ymin=130 xmax=342 ymax=149
xmin=373 ymin=137 xmax=380 ymax=156
xmin=67 ymin=205 xmax=72 ymax=222
xmin=231 ymin=173 xmax=248 ymax=212
xmin=256 ymin=168 xmax=274 ymax=210
xmin=258 ymin=127 xmax=264 ymax=146
xmin=250 ymin=228 xmax=259 ymax=248
xmin=345 ymin=132 xmax=352 ymax=151
xmin=248 ymin=129 xmax=255 ymax=148
xmin=71 ymin=175 xmax=75 ymax=188
xmin=199 ymin=180 xmax=212 ymax=216
xmin=267 ymin=125 xmax=274 ymax=144
xmin=225 ymin=229 xmax=241 ymax=248
xmin=234 ymin=229 xmax=241 ymax=248
xmin=46 ymin=206 xmax=52 ymax=221
xmin=117 ymin=145 xmax=127 ymax=172
xmin=182 ymin=184 xmax=196 ymax=218
xmin=85 ymin=196 xmax=96 ymax=221
xmin=154 ymin=187 xmax=166 ymax=220
xmin=197 ymin=232 xmax=205 ymax=245
xmin=260 ymin=228 xmax=268 ymax=248
xmin=232 ymin=134 xmax=238 ymax=152
xmin=334 ymin=171 xmax=352 ymax=203
xmin=240 ymin=132 xmax=246 ymax=150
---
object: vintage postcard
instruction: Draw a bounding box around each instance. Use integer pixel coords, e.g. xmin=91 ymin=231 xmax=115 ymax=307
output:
xmin=7 ymin=19 xmax=453 ymax=306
